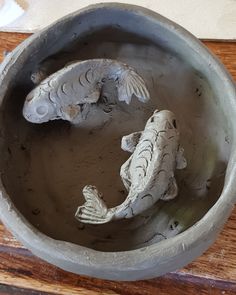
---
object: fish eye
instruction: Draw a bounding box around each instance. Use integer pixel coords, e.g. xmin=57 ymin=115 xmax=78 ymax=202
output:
xmin=172 ymin=119 xmax=177 ymax=128
xmin=35 ymin=105 xmax=48 ymax=117
xmin=150 ymin=117 xmax=155 ymax=123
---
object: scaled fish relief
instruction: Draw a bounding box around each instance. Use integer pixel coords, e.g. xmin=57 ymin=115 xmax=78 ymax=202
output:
xmin=23 ymin=58 xmax=187 ymax=224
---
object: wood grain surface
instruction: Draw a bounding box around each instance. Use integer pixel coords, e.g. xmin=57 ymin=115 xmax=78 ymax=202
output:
xmin=0 ymin=32 xmax=236 ymax=294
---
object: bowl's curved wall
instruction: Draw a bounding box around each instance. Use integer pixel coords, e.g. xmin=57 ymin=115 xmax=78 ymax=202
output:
xmin=0 ymin=3 xmax=235 ymax=280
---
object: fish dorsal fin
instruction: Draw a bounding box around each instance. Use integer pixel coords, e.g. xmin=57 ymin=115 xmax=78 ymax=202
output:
xmin=117 ymin=69 xmax=150 ymax=104
xmin=176 ymin=146 xmax=187 ymax=169
xmin=121 ymin=131 xmax=142 ymax=153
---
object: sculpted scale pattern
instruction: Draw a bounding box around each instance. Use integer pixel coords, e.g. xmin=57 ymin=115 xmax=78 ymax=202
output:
xmin=75 ymin=110 xmax=187 ymax=224
xmin=22 ymin=58 xmax=187 ymax=225
xmin=23 ymin=59 xmax=150 ymax=124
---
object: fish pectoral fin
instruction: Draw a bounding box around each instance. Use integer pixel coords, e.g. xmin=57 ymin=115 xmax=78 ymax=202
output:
xmin=60 ymin=104 xmax=81 ymax=122
xmin=117 ymin=69 xmax=150 ymax=104
xmin=121 ymin=131 xmax=142 ymax=153
xmin=176 ymin=146 xmax=187 ymax=169
xmin=162 ymin=177 xmax=178 ymax=201
xmin=83 ymin=89 xmax=101 ymax=104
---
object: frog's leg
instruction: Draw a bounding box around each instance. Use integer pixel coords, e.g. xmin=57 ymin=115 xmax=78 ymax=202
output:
xmin=120 ymin=155 xmax=133 ymax=191
xmin=121 ymin=131 xmax=142 ymax=153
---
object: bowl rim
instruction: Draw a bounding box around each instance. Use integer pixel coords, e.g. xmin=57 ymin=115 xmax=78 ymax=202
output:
xmin=0 ymin=2 xmax=236 ymax=279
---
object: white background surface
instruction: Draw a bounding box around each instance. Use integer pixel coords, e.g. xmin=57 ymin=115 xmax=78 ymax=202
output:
xmin=0 ymin=0 xmax=236 ymax=39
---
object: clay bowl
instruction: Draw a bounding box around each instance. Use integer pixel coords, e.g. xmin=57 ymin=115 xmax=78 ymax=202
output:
xmin=0 ymin=3 xmax=235 ymax=281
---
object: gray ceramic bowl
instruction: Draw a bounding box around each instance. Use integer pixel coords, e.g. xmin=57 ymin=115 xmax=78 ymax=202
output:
xmin=0 ymin=3 xmax=235 ymax=281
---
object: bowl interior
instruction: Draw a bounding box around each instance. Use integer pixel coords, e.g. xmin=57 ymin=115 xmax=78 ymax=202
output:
xmin=0 ymin=24 xmax=231 ymax=252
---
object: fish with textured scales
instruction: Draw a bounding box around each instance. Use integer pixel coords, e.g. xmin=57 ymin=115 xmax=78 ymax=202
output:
xmin=75 ymin=109 xmax=187 ymax=224
xmin=23 ymin=59 xmax=150 ymax=124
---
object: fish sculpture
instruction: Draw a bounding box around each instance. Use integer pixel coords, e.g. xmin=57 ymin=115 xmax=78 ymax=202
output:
xmin=23 ymin=59 xmax=150 ymax=123
xmin=75 ymin=110 xmax=187 ymax=224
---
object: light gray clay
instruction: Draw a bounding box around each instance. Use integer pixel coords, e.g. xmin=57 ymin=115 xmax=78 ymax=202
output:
xmin=23 ymin=59 xmax=150 ymax=123
xmin=75 ymin=110 xmax=187 ymax=224
xmin=31 ymin=58 xmax=80 ymax=84
xmin=1 ymin=3 xmax=235 ymax=282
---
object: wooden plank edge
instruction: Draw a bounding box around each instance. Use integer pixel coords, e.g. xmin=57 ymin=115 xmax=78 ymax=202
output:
xmin=0 ymin=283 xmax=54 ymax=295
xmin=0 ymin=246 xmax=235 ymax=295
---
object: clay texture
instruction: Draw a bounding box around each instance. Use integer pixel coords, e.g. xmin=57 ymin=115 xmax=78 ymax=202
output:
xmin=23 ymin=59 xmax=149 ymax=123
xmin=0 ymin=3 xmax=235 ymax=281
xmin=75 ymin=110 xmax=187 ymax=224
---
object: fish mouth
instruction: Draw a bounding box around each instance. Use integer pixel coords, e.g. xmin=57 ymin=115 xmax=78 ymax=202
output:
xmin=23 ymin=107 xmax=60 ymax=123
xmin=22 ymin=100 xmax=52 ymax=123
xmin=22 ymin=107 xmax=47 ymax=123
xmin=23 ymin=115 xmax=42 ymax=123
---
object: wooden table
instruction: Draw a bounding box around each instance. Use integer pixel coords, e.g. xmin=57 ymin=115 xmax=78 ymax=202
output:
xmin=0 ymin=32 xmax=236 ymax=295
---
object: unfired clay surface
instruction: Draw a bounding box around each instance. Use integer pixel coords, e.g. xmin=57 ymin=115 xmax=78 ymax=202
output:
xmin=0 ymin=3 xmax=235 ymax=281
xmin=76 ymin=110 xmax=187 ymax=224
xmin=23 ymin=59 xmax=149 ymax=123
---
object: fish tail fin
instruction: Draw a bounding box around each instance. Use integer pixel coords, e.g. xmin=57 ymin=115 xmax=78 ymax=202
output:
xmin=117 ymin=69 xmax=150 ymax=104
xmin=75 ymin=185 xmax=113 ymax=224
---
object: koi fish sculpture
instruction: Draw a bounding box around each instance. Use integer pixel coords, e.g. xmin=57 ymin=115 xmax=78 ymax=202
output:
xmin=23 ymin=59 xmax=150 ymax=123
xmin=75 ymin=110 xmax=187 ymax=224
